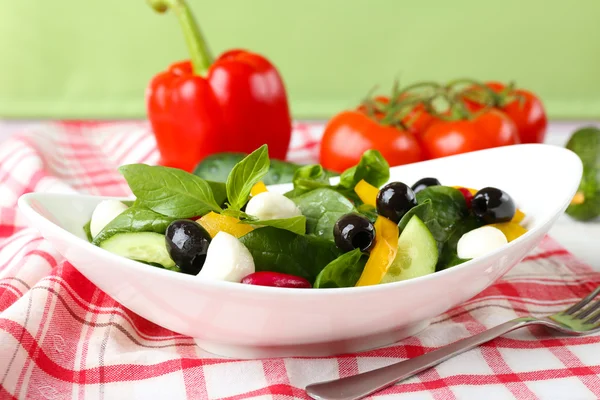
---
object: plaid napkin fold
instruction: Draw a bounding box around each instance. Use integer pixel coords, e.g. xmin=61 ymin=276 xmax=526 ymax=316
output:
xmin=0 ymin=121 xmax=600 ymax=400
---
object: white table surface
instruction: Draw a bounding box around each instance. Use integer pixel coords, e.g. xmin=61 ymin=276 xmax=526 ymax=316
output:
xmin=0 ymin=119 xmax=598 ymax=269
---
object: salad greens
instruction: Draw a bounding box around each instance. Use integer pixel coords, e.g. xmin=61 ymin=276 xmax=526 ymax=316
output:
xmin=291 ymin=188 xmax=354 ymax=240
xmin=92 ymin=207 xmax=176 ymax=245
xmin=314 ymin=248 xmax=367 ymax=288
xmin=119 ymin=164 xmax=221 ymax=218
xmin=240 ymin=215 xmax=307 ymax=235
xmin=225 ymin=145 xmax=270 ymax=210
xmin=238 ymin=227 xmax=342 ymax=283
xmin=84 ymin=143 xmax=523 ymax=289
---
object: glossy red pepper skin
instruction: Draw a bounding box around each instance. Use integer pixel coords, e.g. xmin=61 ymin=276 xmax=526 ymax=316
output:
xmin=147 ymin=1 xmax=292 ymax=172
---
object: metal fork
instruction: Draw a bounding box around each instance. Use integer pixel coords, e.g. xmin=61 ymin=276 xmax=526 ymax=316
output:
xmin=306 ymin=286 xmax=600 ymax=400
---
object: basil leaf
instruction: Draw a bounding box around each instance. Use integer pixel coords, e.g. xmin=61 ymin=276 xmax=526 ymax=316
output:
xmin=292 ymin=188 xmax=354 ymax=240
xmin=338 ymin=150 xmax=390 ymax=190
xmin=121 ymin=200 xmax=135 ymax=207
xmin=239 ymin=227 xmax=342 ymax=283
xmin=92 ymin=206 xmax=177 ymax=245
xmin=207 ymin=180 xmax=227 ymax=207
xmin=83 ymin=219 xmax=93 ymax=242
xmin=314 ymin=248 xmax=367 ymax=288
xmin=221 ymin=209 xmax=257 ymax=221
xmin=119 ymin=164 xmax=221 ymax=218
xmin=242 ymin=215 xmax=307 ymax=235
xmin=291 ymin=164 xmax=331 ymax=196
xmin=226 ymin=145 xmax=270 ymax=210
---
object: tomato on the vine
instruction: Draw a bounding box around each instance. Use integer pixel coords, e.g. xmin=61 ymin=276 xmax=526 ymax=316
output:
xmin=319 ymin=110 xmax=423 ymax=172
xmin=420 ymin=109 xmax=519 ymax=159
xmin=462 ymin=81 xmax=547 ymax=144
xmin=356 ymin=95 xmax=436 ymax=138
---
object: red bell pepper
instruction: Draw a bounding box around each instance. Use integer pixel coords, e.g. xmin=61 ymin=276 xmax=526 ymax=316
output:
xmin=147 ymin=0 xmax=292 ymax=172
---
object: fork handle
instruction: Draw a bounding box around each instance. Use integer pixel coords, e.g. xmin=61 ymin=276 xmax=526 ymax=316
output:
xmin=305 ymin=317 xmax=536 ymax=400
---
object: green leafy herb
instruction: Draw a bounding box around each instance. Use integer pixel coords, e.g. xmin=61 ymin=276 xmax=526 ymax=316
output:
xmin=226 ymin=145 xmax=270 ymax=210
xmin=221 ymin=208 xmax=257 ymax=221
xmin=241 ymin=215 xmax=307 ymax=235
xmin=291 ymin=164 xmax=331 ymax=196
xmin=398 ymin=186 xmax=483 ymax=270
xmin=291 ymin=188 xmax=354 ymax=240
xmin=356 ymin=203 xmax=378 ymax=224
xmin=119 ymin=164 xmax=221 ymax=218
xmin=83 ymin=220 xmax=93 ymax=242
xmin=284 ymin=150 xmax=390 ymax=201
xmin=193 ymin=152 xmax=338 ymax=185
xmin=437 ymin=215 xmax=483 ymax=270
xmin=207 ymin=180 xmax=228 ymax=207
xmin=92 ymin=207 xmax=177 ymax=245
xmin=239 ymin=227 xmax=342 ymax=283
xmin=314 ymin=248 xmax=367 ymax=288
xmin=338 ymin=149 xmax=390 ymax=190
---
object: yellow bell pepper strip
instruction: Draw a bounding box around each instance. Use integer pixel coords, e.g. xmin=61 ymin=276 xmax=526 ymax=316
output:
xmin=251 ymin=181 xmax=268 ymax=197
xmin=197 ymin=212 xmax=254 ymax=238
xmin=489 ymin=221 xmax=527 ymax=242
xmin=354 ymin=179 xmax=379 ymax=207
xmin=512 ymin=209 xmax=526 ymax=224
xmin=355 ymin=216 xmax=399 ymax=286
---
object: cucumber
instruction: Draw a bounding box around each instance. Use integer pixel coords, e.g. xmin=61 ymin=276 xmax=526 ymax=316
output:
xmin=565 ymin=126 xmax=600 ymax=221
xmin=99 ymin=232 xmax=177 ymax=269
xmin=381 ymin=215 xmax=438 ymax=283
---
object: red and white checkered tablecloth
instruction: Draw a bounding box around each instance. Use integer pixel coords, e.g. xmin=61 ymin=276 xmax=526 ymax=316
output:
xmin=1 ymin=121 xmax=600 ymax=400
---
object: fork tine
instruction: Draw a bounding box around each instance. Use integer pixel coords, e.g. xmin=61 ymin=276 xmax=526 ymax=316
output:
xmin=563 ymin=286 xmax=600 ymax=315
xmin=586 ymin=310 xmax=600 ymax=325
xmin=575 ymin=300 xmax=600 ymax=319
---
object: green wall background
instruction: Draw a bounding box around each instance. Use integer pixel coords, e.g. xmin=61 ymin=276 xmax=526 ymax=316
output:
xmin=0 ymin=0 xmax=598 ymax=120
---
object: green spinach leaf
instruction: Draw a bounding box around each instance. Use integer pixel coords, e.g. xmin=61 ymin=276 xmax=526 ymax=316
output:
xmin=241 ymin=215 xmax=307 ymax=235
xmin=226 ymin=145 xmax=270 ymax=210
xmin=399 ymin=186 xmax=483 ymax=270
xmin=437 ymin=215 xmax=483 ymax=270
xmin=314 ymin=248 xmax=367 ymax=288
xmin=338 ymin=149 xmax=390 ymax=190
xmin=83 ymin=219 xmax=93 ymax=242
xmin=207 ymin=180 xmax=227 ymax=207
xmin=239 ymin=227 xmax=342 ymax=283
xmin=291 ymin=164 xmax=331 ymax=196
xmin=291 ymin=188 xmax=354 ymax=240
xmin=92 ymin=207 xmax=177 ymax=245
xmin=356 ymin=203 xmax=378 ymax=224
xmin=119 ymin=164 xmax=221 ymax=218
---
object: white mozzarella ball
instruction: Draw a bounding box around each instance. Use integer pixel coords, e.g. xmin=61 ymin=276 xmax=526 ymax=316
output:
xmin=90 ymin=200 xmax=129 ymax=238
xmin=197 ymin=231 xmax=255 ymax=282
xmin=245 ymin=191 xmax=302 ymax=220
xmin=457 ymin=226 xmax=508 ymax=260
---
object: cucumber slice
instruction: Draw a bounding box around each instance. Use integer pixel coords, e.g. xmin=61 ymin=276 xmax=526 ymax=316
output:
xmin=99 ymin=232 xmax=176 ymax=269
xmin=381 ymin=215 xmax=438 ymax=283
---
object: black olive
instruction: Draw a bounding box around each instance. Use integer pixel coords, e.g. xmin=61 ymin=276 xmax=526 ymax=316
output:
xmin=376 ymin=182 xmax=417 ymax=223
xmin=471 ymin=187 xmax=516 ymax=224
xmin=165 ymin=220 xmax=212 ymax=275
xmin=333 ymin=213 xmax=375 ymax=252
xmin=411 ymin=177 xmax=441 ymax=194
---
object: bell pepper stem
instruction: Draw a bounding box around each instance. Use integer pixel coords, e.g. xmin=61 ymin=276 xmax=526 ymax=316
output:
xmin=148 ymin=0 xmax=213 ymax=75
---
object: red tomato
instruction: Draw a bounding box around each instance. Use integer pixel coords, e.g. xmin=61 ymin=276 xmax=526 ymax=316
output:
xmin=420 ymin=109 xmax=519 ymax=159
xmin=463 ymin=82 xmax=548 ymax=144
xmin=357 ymin=96 xmax=436 ymax=138
xmin=320 ymin=111 xmax=424 ymax=172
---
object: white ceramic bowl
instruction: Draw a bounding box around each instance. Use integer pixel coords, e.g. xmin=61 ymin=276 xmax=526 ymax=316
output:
xmin=18 ymin=144 xmax=582 ymax=359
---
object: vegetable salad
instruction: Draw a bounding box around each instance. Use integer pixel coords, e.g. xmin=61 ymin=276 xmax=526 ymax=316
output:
xmin=84 ymin=145 xmax=528 ymax=288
